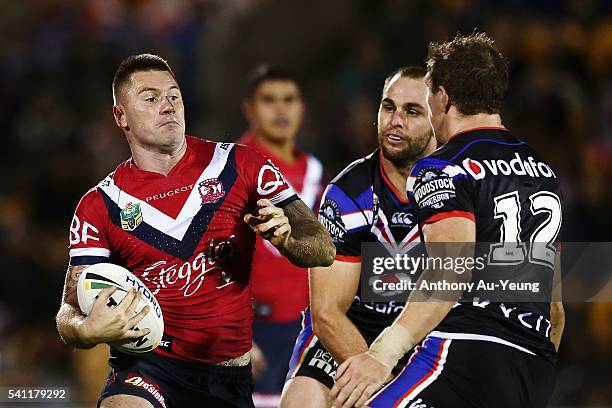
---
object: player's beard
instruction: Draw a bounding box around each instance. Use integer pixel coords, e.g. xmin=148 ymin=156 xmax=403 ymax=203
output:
xmin=379 ymin=128 xmax=434 ymax=167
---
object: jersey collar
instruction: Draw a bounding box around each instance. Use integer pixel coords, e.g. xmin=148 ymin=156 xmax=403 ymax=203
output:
xmin=448 ymin=126 xmax=509 ymax=143
xmin=378 ymin=150 xmax=410 ymax=204
xmin=126 ymin=137 xmax=196 ymax=180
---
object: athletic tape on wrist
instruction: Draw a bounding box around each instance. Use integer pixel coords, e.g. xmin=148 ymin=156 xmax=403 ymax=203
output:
xmin=368 ymin=324 xmax=416 ymax=368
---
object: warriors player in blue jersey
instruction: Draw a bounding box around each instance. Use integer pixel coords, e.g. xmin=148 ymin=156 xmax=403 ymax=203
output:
xmin=331 ymin=33 xmax=565 ymax=408
xmin=281 ymin=66 xmax=436 ymax=407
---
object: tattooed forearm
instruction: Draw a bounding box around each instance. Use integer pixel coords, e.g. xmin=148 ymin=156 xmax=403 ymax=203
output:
xmin=56 ymin=264 xmax=95 ymax=348
xmin=281 ymin=200 xmax=335 ymax=267
xmin=63 ymin=265 xmax=88 ymax=306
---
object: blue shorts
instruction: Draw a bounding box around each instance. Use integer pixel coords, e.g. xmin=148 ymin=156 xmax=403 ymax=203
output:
xmin=368 ymin=336 xmax=556 ymax=408
xmin=98 ymin=351 xmax=254 ymax=408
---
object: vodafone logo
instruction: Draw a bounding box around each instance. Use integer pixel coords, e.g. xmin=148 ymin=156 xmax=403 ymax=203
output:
xmin=257 ymin=161 xmax=285 ymax=195
xmin=462 ymin=158 xmax=486 ymax=180
xmin=461 ymin=153 xmax=556 ymax=180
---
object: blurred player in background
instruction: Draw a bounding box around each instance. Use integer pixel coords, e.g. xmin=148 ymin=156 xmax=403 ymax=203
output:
xmin=55 ymin=54 xmax=334 ymax=408
xmin=331 ymin=33 xmax=565 ymax=408
xmin=281 ymin=66 xmax=436 ymax=408
xmin=238 ymin=64 xmax=324 ymax=407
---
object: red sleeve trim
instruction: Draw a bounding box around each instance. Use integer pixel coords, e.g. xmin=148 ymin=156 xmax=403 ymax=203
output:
xmin=335 ymin=254 xmax=362 ymax=263
xmin=420 ymin=210 xmax=475 ymax=226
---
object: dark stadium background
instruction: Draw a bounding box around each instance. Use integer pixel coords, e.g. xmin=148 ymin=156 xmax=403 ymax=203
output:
xmin=1 ymin=0 xmax=610 ymax=406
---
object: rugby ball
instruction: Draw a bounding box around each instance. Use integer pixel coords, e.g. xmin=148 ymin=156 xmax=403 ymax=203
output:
xmin=77 ymin=263 xmax=164 ymax=354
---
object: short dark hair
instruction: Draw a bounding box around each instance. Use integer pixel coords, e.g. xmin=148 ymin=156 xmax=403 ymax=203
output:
xmin=245 ymin=64 xmax=302 ymax=100
xmin=426 ymin=33 xmax=509 ymax=115
xmin=382 ymin=66 xmax=426 ymax=93
xmin=112 ymin=54 xmax=176 ymax=98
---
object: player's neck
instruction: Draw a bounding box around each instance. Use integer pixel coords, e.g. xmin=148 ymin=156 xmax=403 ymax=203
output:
xmin=380 ymin=135 xmax=436 ymax=201
xmin=251 ymin=131 xmax=296 ymax=164
xmin=445 ymin=112 xmax=503 ymax=142
xmin=380 ymin=155 xmax=411 ymax=201
xmin=129 ymin=138 xmax=188 ymax=176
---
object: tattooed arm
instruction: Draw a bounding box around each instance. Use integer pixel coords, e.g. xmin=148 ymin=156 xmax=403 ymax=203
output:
xmin=56 ymin=265 xmax=150 ymax=348
xmin=244 ymin=199 xmax=335 ymax=268
xmin=56 ymin=265 xmax=95 ymax=348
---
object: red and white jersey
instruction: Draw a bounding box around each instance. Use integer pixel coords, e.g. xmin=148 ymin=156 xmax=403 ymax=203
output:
xmin=68 ymin=136 xmax=298 ymax=363
xmin=238 ymin=133 xmax=323 ymax=322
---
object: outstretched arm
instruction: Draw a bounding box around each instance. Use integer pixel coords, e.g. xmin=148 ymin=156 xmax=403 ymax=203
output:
xmin=330 ymin=217 xmax=475 ymax=408
xmin=310 ymin=261 xmax=368 ymax=364
xmin=550 ymin=251 xmax=564 ymax=352
xmin=245 ymin=198 xmax=335 ymax=268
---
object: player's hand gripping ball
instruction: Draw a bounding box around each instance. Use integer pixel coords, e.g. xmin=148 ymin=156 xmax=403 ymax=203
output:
xmin=77 ymin=263 xmax=164 ymax=353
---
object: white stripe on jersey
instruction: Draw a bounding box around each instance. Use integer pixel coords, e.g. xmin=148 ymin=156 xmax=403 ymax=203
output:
xmin=269 ymin=187 xmax=297 ymax=206
xmin=69 ymin=247 xmax=111 ymax=258
xmin=372 ymin=212 xmax=420 ymax=256
xmin=98 ymin=143 xmax=234 ymax=241
xmin=300 ymin=155 xmax=323 ymax=209
xmin=289 ymin=333 xmax=319 ymax=380
xmin=428 ymin=331 xmax=536 ymax=355
xmin=341 ymin=209 xmax=374 ymax=230
xmin=406 ymin=175 xmax=416 ymax=192
xmin=397 ymin=225 xmax=420 ymax=252
xmin=442 ymin=164 xmax=467 ymax=177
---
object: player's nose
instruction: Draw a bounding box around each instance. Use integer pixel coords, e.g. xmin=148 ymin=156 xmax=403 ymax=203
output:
xmin=273 ymin=101 xmax=288 ymax=114
xmin=389 ymin=110 xmax=405 ymax=128
xmin=160 ymin=96 xmax=176 ymax=114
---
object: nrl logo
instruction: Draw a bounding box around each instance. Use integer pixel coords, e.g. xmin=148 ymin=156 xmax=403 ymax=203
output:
xmin=199 ymin=178 xmax=225 ymax=205
xmin=120 ymin=203 xmax=143 ymax=231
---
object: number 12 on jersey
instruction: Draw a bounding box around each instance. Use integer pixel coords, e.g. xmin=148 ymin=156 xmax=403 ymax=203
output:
xmin=489 ymin=190 xmax=562 ymax=269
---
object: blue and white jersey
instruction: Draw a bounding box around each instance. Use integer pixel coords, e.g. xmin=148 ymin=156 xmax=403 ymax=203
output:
xmin=318 ymin=149 xmax=420 ymax=340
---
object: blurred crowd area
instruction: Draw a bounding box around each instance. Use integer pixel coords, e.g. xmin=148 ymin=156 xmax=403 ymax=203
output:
xmin=0 ymin=0 xmax=610 ymax=406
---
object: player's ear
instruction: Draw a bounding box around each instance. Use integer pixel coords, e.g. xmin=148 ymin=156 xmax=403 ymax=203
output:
xmin=113 ymin=105 xmax=130 ymax=131
xmin=438 ymin=85 xmax=451 ymax=114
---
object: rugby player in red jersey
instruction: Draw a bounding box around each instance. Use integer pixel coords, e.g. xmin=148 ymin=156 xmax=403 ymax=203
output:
xmin=55 ymin=54 xmax=334 ymax=408
xmin=238 ymin=64 xmax=324 ymax=406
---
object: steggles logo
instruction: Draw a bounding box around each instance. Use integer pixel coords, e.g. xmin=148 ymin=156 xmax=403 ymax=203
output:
xmin=141 ymin=236 xmax=236 ymax=297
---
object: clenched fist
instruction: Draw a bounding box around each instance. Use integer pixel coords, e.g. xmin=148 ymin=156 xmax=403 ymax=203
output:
xmin=244 ymin=199 xmax=291 ymax=248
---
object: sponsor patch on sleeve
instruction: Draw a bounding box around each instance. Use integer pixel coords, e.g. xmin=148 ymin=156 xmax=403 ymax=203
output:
xmin=318 ymin=199 xmax=347 ymax=243
xmin=412 ymin=166 xmax=457 ymax=210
